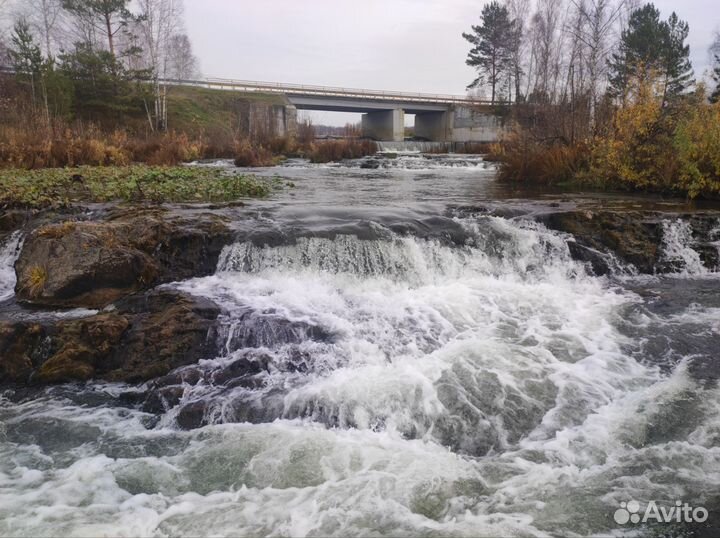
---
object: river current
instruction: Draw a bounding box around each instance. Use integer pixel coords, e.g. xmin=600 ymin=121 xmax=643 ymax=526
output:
xmin=1 ymin=154 xmax=719 ymax=537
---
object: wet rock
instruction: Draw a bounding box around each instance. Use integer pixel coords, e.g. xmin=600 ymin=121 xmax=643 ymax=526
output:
xmin=566 ymin=241 xmax=612 ymax=276
xmin=541 ymin=210 xmax=663 ymax=273
xmin=221 ymin=309 xmax=333 ymax=350
xmin=142 ymin=385 xmax=186 ymax=414
xmin=0 ymin=290 xmax=221 ymax=385
xmin=0 ymin=210 xmax=29 ymax=235
xmin=138 ymin=350 xmax=272 ymax=422
xmin=102 ymin=290 xmax=222 ymax=383
xmin=14 ymin=209 xmax=232 ymax=308
xmin=0 ymin=323 xmax=52 ymax=383
xmin=34 ymin=314 xmax=131 ymax=384
xmin=360 ymin=159 xmax=381 ymax=169
xmin=175 ymin=399 xmax=210 ymax=429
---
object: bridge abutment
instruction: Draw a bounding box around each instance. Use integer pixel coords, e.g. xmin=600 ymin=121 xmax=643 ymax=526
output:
xmin=361 ymin=109 xmax=404 ymax=142
xmin=450 ymin=106 xmax=504 ymax=143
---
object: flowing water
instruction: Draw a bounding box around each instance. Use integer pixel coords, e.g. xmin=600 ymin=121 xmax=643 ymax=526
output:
xmin=1 ymin=155 xmax=720 ymax=537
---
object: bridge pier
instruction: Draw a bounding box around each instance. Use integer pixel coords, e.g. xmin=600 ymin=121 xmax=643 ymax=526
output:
xmin=414 ymin=111 xmax=452 ymax=142
xmin=361 ymin=109 xmax=404 ymax=142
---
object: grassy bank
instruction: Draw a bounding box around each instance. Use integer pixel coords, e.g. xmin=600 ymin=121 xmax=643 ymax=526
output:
xmin=0 ymin=166 xmax=272 ymax=208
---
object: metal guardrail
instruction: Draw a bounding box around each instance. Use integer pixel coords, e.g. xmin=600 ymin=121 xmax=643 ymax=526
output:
xmin=159 ymin=77 xmax=492 ymax=106
xmin=0 ymin=66 xmax=492 ymax=106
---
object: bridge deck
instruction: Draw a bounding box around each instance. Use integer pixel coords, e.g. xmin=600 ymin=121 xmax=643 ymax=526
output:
xmin=160 ymin=77 xmax=491 ymax=107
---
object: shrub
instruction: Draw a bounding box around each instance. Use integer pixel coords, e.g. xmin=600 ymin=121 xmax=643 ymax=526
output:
xmin=233 ymin=139 xmax=277 ymax=167
xmin=589 ymin=79 xmax=679 ymax=191
xmin=307 ymin=139 xmax=378 ymax=163
xmin=497 ymin=131 xmax=590 ymax=185
xmin=673 ymin=95 xmax=720 ymax=198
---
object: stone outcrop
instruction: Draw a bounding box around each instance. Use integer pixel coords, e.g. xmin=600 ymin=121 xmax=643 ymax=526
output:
xmin=14 ymin=209 xmax=232 ymax=308
xmin=540 ymin=210 xmax=720 ymax=275
xmin=540 ymin=210 xmax=663 ymax=274
xmin=0 ymin=290 xmax=221 ymax=385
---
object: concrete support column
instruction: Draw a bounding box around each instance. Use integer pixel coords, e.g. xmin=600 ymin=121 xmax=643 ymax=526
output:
xmin=284 ymin=104 xmax=298 ymax=140
xmin=414 ymin=111 xmax=451 ymax=142
xmin=361 ymin=109 xmax=405 ymax=141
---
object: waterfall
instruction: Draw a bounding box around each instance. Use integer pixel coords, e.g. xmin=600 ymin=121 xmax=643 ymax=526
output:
xmin=0 ymin=231 xmax=23 ymax=302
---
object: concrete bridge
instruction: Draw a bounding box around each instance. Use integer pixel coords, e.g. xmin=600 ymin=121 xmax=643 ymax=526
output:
xmin=162 ymin=77 xmax=507 ymax=143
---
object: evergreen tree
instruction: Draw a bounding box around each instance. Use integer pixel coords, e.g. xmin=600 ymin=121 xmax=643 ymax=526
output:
xmin=661 ymin=13 xmax=694 ymax=102
xmin=8 ymin=20 xmax=44 ymax=109
xmin=463 ymin=1 xmax=515 ymax=104
xmin=608 ymin=4 xmax=693 ymax=103
xmin=59 ymin=43 xmax=149 ymax=121
xmin=62 ymin=0 xmax=133 ymax=56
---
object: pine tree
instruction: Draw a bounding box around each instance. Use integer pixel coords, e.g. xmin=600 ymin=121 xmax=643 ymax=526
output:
xmin=662 ymin=13 xmax=694 ymax=102
xmin=608 ymin=4 xmax=693 ymax=103
xmin=8 ymin=20 xmax=44 ymax=109
xmin=463 ymin=1 xmax=515 ymax=104
xmin=62 ymin=0 xmax=132 ymax=56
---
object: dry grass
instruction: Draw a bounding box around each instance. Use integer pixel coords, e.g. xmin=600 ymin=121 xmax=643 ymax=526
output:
xmin=496 ymin=131 xmax=590 ymax=185
xmin=24 ymin=265 xmax=48 ymax=298
xmin=0 ymin=120 xmax=230 ymax=169
xmin=307 ymin=139 xmax=378 ymax=163
xmin=233 ymin=139 xmax=278 ymax=167
xmin=37 ymin=221 xmax=78 ymax=239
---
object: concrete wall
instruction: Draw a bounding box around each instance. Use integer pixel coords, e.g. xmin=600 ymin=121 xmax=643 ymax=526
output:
xmin=361 ymin=109 xmax=404 ymax=141
xmin=450 ymin=106 xmax=505 ymax=142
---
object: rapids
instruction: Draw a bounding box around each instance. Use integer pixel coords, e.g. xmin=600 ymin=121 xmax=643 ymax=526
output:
xmin=1 ymin=154 xmax=719 ymax=537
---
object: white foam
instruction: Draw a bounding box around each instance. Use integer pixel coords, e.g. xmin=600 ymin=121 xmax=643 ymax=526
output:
xmin=0 ymin=231 xmax=23 ymax=301
xmin=661 ymin=219 xmax=708 ymax=276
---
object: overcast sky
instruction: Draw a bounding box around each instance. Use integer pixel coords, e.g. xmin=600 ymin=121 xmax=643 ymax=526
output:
xmin=185 ymin=0 xmax=718 ymax=124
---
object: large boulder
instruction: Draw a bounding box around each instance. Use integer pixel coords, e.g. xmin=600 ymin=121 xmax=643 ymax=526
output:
xmin=14 ymin=209 xmax=232 ymax=308
xmin=540 ymin=210 xmax=663 ymax=274
xmin=0 ymin=290 xmax=221 ymax=385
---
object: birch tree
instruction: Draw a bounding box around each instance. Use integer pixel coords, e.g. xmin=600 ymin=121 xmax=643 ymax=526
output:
xmin=136 ymin=0 xmax=183 ymax=130
xmin=22 ymin=0 xmax=64 ymax=57
xmin=504 ymin=0 xmax=530 ymax=102
xmin=530 ymin=0 xmax=563 ymax=101
xmin=711 ymin=33 xmax=720 ymax=103
xmin=166 ymin=33 xmax=199 ymax=80
xmin=567 ymin=0 xmax=624 ymax=125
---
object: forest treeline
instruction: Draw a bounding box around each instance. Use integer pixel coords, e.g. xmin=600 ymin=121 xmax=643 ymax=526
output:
xmin=464 ymin=0 xmax=720 ymax=198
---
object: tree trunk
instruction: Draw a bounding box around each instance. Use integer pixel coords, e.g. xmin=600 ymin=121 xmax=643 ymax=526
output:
xmin=105 ymin=13 xmax=115 ymax=56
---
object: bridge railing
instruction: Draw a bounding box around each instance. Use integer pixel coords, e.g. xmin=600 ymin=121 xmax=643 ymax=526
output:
xmin=158 ymin=77 xmax=494 ymax=106
xmin=0 ymin=65 xmax=494 ymax=106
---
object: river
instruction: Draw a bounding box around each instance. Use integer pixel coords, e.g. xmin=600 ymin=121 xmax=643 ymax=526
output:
xmin=1 ymin=153 xmax=719 ymax=537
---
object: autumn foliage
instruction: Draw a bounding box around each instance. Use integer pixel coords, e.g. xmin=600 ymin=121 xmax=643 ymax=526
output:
xmin=498 ymin=77 xmax=720 ymax=199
